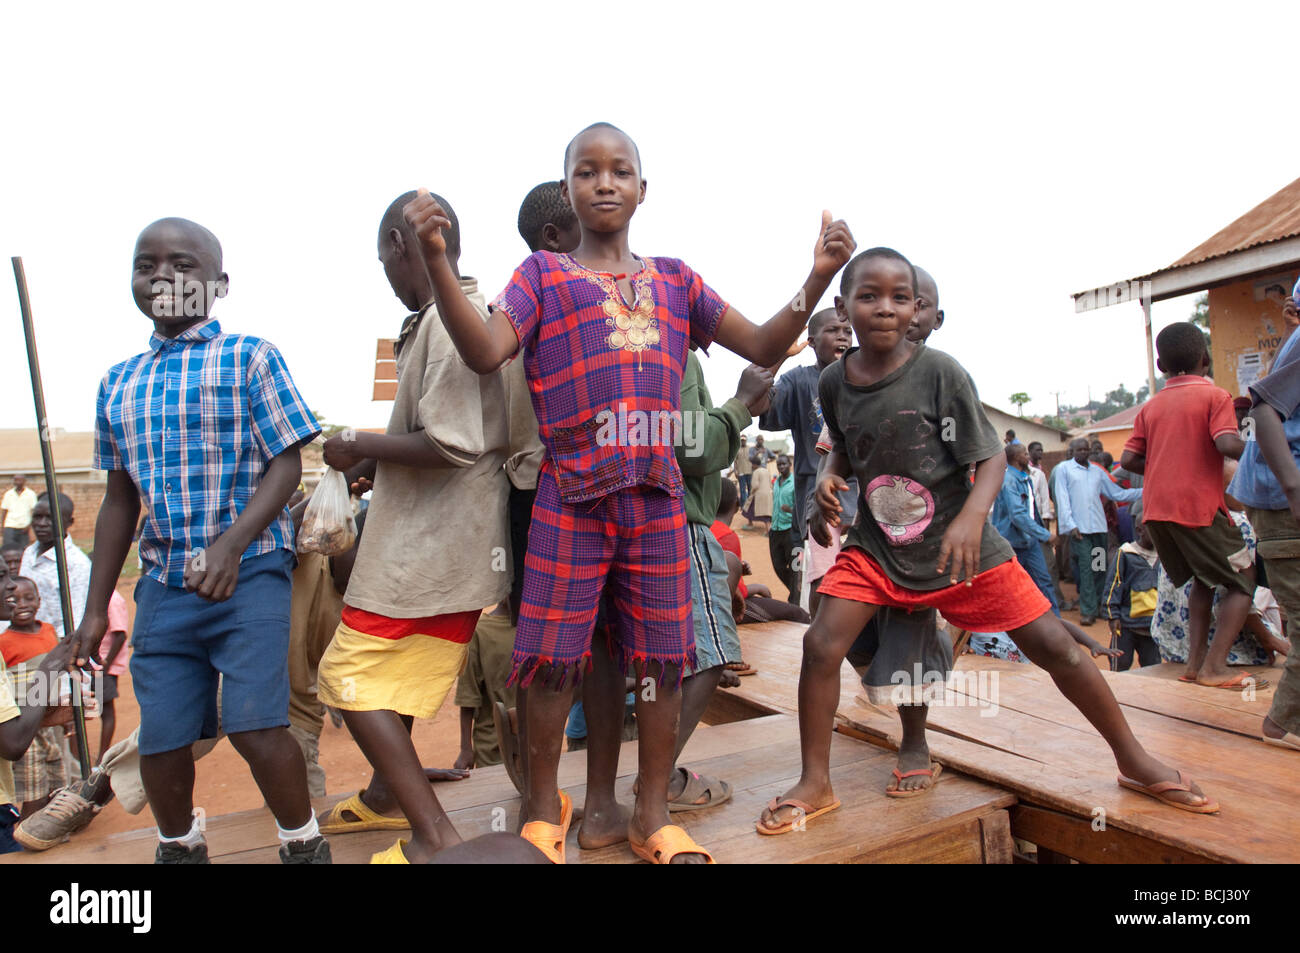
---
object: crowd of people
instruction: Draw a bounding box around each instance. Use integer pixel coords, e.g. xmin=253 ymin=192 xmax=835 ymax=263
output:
xmin=1 ymin=121 xmax=1297 ymax=865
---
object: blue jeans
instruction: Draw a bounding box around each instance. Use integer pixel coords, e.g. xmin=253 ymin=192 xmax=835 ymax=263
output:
xmin=1014 ymin=543 xmax=1060 ymax=617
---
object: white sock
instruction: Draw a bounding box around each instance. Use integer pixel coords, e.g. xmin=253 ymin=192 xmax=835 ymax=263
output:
xmin=158 ymin=816 xmax=205 ymax=849
xmin=277 ymin=811 xmax=319 ymax=845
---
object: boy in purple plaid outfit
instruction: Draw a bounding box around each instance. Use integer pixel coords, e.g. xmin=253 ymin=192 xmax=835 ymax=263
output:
xmin=405 ymin=123 xmax=855 ymax=864
xmin=71 ymin=218 xmax=327 ymax=864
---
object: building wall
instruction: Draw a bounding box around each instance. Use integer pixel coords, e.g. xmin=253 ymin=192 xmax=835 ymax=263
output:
xmin=1092 ymin=428 xmax=1133 ymax=460
xmin=1208 ymin=271 xmax=1299 ymax=396
xmin=980 ymin=405 xmax=1071 ymax=451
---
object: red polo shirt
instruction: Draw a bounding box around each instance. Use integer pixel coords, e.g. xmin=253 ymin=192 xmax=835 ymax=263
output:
xmin=1124 ymin=375 xmax=1238 ymax=526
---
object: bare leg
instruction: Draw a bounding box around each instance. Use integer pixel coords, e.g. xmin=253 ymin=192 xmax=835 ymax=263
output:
xmin=140 ymin=745 xmax=197 ymax=837
xmin=337 ymin=710 xmax=459 ymax=863
xmin=1183 ymin=580 xmax=1213 ymax=679
xmin=1010 ymin=612 xmax=1209 ymax=806
xmin=578 ymin=641 xmax=631 ymax=849
xmin=627 ymin=660 xmax=709 ymax=863
xmin=891 ymin=704 xmax=934 ymax=793
xmin=97 ymin=699 xmax=116 ymax=766
xmin=353 ymin=714 xmax=411 ymax=816
xmin=1197 ymin=585 xmax=1256 ymax=684
xmin=759 ymin=596 xmax=876 ymax=831
xmin=521 ymin=664 xmax=575 ymax=826
xmin=227 ymin=726 xmax=313 ymax=830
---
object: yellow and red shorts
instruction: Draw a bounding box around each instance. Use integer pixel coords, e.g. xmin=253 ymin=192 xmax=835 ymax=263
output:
xmin=316 ymin=606 xmax=480 ymax=719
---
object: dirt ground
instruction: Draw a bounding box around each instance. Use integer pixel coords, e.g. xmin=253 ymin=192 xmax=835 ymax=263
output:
xmin=83 ymin=516 xmax=1103 ymax=837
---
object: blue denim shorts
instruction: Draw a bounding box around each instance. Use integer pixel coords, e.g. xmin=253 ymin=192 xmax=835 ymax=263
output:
xmin=685 ymin=523 xmax=740 ymax=674
xmin=130 ymin=549 xmax=294 ymax=756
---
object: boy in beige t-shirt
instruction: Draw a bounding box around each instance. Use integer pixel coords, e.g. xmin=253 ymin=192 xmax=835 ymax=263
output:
xmin=316 ymin=190 xmax=510 ymax=865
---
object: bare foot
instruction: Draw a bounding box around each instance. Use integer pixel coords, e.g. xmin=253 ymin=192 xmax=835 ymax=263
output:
xmin=756 ymin=778 xmax=837 ymax=833
xmin=886 ymin=738 xmax=935 ymax=794
xmin=719 ymin=670 xmax=741 ymax=689
xmin=577 ymin=797 xmax=631 ymax=849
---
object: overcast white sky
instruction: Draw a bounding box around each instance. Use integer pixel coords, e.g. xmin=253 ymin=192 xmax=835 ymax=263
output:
xmin=1 ymin=1 xmax=1296 ymax=439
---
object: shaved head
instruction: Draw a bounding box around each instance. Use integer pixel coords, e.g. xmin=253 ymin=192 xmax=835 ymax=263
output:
xmin=808 ymin=307 xmax=840 ymax=335
xmin=564 ymin=122 xmax=641 ymax=176
xmin=137 ymin=217 xmax=222 ymax=269
xmin=915 ymin=266 xmax=938 ymax=306
xmin=379 ymin=190 xmax=460 ymax=261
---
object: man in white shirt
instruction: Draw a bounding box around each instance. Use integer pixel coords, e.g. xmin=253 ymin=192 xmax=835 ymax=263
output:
xmin=1 ymin=475 xmax=38 ymax=549
xmin=19 ymin=492 xmax=91 ymax=638
xmin=1027 ymin=442 xmax=1065 ymax=608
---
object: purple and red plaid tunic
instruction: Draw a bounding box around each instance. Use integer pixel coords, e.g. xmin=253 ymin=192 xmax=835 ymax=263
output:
xmin=94 ymin=319 xmax=320 ymax=588
xmin=493 ymin=252 xmax=728 ymax=680
xmin=492 ymin=252 xmax=727 ymax=503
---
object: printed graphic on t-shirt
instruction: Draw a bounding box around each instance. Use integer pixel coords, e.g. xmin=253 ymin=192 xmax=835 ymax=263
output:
xmin=864 ymin=474 xmax=934 ymax=545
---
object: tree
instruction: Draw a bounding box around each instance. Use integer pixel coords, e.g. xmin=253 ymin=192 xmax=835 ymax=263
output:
xmin=1069 ymin=415 xmax=1087 ymax=428
xmin=1008 ymin=392 xmax=1031 ymax=416
xmin=310 ymin=409 xmax=349 ymax=439
xmin=1040 ymin=415 xmax=1069 ymax=432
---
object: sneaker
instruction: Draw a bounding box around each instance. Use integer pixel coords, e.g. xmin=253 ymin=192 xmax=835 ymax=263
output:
xmin=279 ymin=834 xmax=332 ymax=864
xmin=155 ymin=841 xmax=210 ymax=864
xmin=14 ymin=778 xmax=104 ymax=851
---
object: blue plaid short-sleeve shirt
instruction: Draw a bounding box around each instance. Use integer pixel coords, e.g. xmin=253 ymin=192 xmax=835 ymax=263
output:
xmin=94 ymin=319 xmax=320 ymax=587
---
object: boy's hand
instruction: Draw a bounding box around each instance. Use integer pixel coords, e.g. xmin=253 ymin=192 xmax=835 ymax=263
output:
xmin=184 ymin=537 xmax=241 ymax=602
xmin=815 ymin=475 xmax=848 ymax=530
xmin=404 ymin=189 xmax=452 ymax=258
xmin=69 ymin=613 xmax=107 ymax=670
xmin=1070 ymin=527 xmax=1082 ymax=541
xmin=936 ymin=512 xmax=983 ymax=586
xmin=735 ymin=364 xmax=775 ymax=415
xmin=453 ymin=749 xmax=474 ymax=771
xmin=809 ymin=507 xmax=833 ymax=547
xmin=811 ymin=211 xmax=856 ymax=281
xmin=323 ymin=433 xmax=366 ymax=473
xmin=350 ymin=476 xmax=374 ymax=498
xmin=1088 ymin=637 xmax=1123 ymax=659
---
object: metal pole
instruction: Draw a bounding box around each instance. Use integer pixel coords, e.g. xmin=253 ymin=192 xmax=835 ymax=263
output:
xmin=11 ymin=257 xmax=92 ymax=779
xmin=1142 ymin=288 xmax=1157 ymax=400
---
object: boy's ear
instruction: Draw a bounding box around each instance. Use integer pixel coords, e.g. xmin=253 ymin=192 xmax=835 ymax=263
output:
xmin=834 ymin=295 xmax=848 ymax=320
xmin=212 ymin=272 xmax=229 ymax=300
xmin=1155 ymin=356 xmax=1166 ymax=375
xmin=933 ymin=309 xmax=945 ymax=330
xmin=541 ymin=223 xmax=560 ymax=252
xmin=638 ymin=178 xmax=647 ymax=205
xmin=559 ymin=179 xmax=570 ymax=205
xmin=389 ymin=227 xmax=408 ymax=259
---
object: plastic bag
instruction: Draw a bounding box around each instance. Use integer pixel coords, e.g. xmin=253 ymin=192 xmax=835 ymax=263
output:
xmin=297 ymin=468 xmax=358 ymax=556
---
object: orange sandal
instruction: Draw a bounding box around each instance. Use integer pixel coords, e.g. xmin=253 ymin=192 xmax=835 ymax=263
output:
xmin=629 ymin=824 xmax=715 ymax=864
xmin=755 ymin=796 xmax=841 ymax=835
xmin=520 ymin=790 xmax=573 ymax=864
xmin=1117 ymin=770 xmax=1220 ymax=814
xmin=885 ymin=763 xmax=943 ymax=798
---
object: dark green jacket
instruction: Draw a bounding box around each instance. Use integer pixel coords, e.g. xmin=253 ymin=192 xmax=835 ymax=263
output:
xmin=677 ymin=350 xmax=750 ymax=526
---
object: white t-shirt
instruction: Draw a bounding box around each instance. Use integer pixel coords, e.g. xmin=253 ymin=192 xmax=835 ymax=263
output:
xmin=1 ymin=488 xmax=37 ymax=529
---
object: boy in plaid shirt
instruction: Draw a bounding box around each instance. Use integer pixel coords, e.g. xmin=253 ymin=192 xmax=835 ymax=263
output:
xmin=404 ymin=122 xmax=855 ymax=864
xmin=71 ymin=218 xmax=326 ymax=864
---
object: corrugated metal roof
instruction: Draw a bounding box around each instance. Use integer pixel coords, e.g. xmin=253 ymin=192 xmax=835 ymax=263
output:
xmin=1165 ymin=176 xmax=1300 ymax=270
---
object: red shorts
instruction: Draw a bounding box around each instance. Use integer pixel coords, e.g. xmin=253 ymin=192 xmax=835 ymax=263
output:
xmin=818 ymin=547 xmax=1051 ymax=633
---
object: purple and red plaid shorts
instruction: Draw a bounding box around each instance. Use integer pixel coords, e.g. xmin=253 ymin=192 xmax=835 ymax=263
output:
xmin=512 ymin=466 xmax=694 ymax=686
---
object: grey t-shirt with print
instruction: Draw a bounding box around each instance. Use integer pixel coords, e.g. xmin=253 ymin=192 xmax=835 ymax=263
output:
xmin=819 ymin=345 xmax=1012 ymax=591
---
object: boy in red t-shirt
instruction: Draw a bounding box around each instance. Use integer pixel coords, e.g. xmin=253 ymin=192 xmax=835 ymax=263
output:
xmin=1120 ymin=322 xmax=1253 ymax=688
xmin=0 ymin=578 xmax=57 ymax=666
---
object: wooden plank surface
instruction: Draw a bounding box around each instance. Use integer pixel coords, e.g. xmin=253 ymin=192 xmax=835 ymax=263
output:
xmin=6 ymin=714 xmax=1014 ymax=865
xmin=838 ymin=658 xmax=1300 ymax=863
xmin=727 ymin=623 xmax=1299 ymax=863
